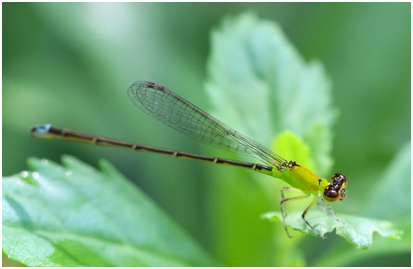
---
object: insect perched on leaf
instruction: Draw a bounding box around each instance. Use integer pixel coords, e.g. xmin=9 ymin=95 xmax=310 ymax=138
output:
xmin=31 ymin=81 xmax=347 ymax=238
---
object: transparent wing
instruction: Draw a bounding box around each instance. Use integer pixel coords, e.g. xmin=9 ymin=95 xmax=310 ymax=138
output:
xmin=127 ymin=81 xmax=286 ymax=168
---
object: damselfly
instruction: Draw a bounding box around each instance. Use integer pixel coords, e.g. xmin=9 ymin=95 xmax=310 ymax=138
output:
xmin=31 ymin=81 xmax=347 ymax=238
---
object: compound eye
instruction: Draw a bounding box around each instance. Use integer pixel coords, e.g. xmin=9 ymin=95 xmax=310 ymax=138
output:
xmin=331 ymin=173 xmax=347 ymax=187
xmin=323 ymin=188 xmax=339 ymax=202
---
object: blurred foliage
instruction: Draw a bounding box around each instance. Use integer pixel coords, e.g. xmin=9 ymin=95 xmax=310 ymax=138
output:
xmin=206 ymin=12 xmax=335 ymax=177
xmin=3 ymin=2 xmax=410 ymax=267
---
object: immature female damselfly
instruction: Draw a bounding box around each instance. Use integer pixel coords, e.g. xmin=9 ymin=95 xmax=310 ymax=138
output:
xmin=31 ymin=81 xmax=347 ymax=238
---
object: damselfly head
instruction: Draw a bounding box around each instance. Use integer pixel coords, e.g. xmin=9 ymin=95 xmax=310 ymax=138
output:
xmin=323 ymin=173 xmax=347 ymax=202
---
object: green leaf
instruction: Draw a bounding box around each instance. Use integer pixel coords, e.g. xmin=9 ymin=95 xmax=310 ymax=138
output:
xmin=272 ymin=130 xmax=315 ymax=171
xmin=262 ymin=211 xmax=402 ymax=250
xmin=205 ymin=12 xmax=336 ymax=176
xmin=2 ymin=156 xmax=215 ymax=267
xmin=204 ymin=12 xmax=337 ymax=266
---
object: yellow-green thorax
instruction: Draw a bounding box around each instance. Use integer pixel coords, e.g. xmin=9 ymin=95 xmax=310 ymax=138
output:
xmin=271 ymin=163 xmax=330 ymax=196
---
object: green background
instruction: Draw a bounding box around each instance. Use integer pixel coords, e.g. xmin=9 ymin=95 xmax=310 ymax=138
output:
xmin=3 ymin=3 xmax=410 ymax=266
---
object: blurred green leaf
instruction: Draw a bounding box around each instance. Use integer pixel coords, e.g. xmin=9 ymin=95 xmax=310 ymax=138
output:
xmin=205 ymin=12 xmax=336 ymax=177
xmin=262 ymin=211 xmax=402 ymax=250
xmin=2 ymin=156 xmax=215 ymax=267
